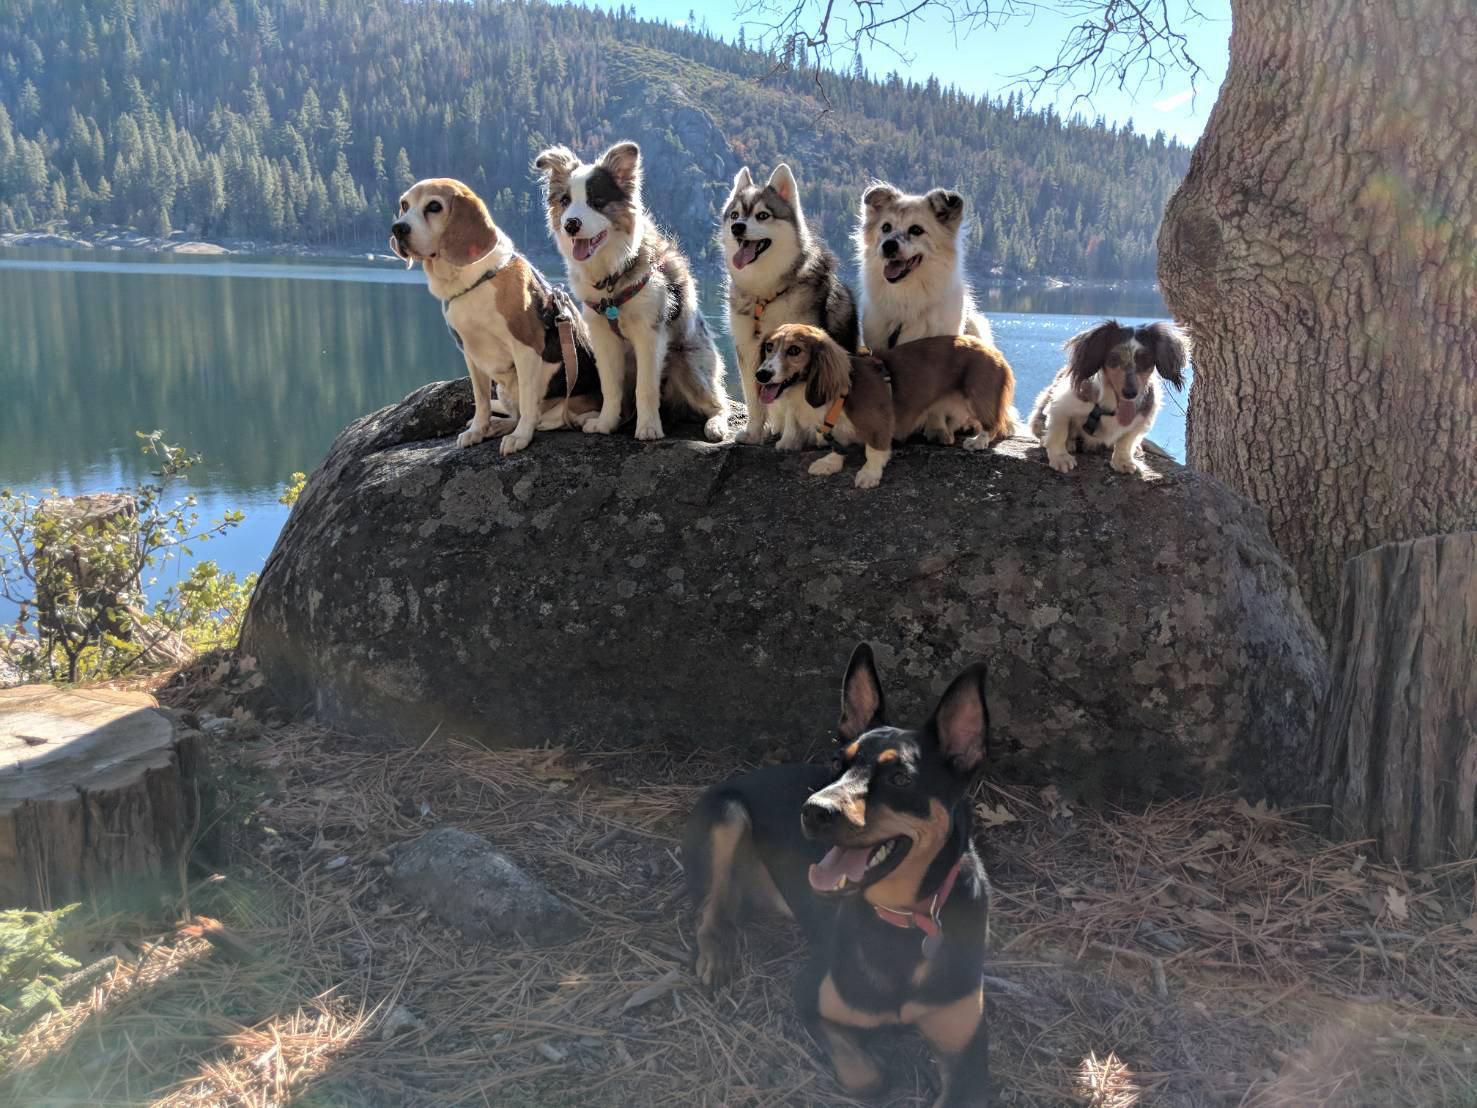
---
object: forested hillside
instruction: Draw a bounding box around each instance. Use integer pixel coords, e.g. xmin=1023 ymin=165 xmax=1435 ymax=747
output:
xmin=0 ymin=0 xmax=1190 ymax=277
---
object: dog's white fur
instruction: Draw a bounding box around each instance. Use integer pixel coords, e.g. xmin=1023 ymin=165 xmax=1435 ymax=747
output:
xmin=391 ymin=179 xmax=594 ymax=455
xmin=537 ymin=143 xmax=727 ymax=443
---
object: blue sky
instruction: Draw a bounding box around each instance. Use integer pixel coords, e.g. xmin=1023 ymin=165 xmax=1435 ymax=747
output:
xmin=608 ymin=1 xmax=1230 ymax=144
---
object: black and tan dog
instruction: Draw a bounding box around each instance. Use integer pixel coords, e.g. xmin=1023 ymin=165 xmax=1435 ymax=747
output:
xmin=683 ymin=646 xmax=993 ymax=1105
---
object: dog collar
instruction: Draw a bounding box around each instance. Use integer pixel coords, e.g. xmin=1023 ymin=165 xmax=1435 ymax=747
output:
xmin=441 ymin=256 xmax=510 ymax=306
xmin=587 ymin=268 xmax=654 ymax=338
xmin=872 ymin=855 xmax=963 ymax=958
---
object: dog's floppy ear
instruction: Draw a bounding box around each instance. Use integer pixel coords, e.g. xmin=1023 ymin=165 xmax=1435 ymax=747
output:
xmin=440 ymin=187 xmax=497 ymax=265
xmin=838 ymin=643 xmax=887 ymax=742
xmin=767 ymin=163 xmax=798 ymax=204
xmin=929 ymin=662 xmax=990 ymax=774
xmin=926 ymin=188 xmax=966 ymax=225
xmin=598 ymin=141 xmax=642 ymax=195
xmin=861 ymin=182 xmax=900 ymax=213
xmin=803 ymin=331 xmax=853 ymax=409
xmin=1065 ymin=319 xmax=1127 ymax=387
xmin=533 ymin=146 xmax=578 ymax=185
xmin=731 ymin=165 xmax=753 ymax=192
xmin=1143 ymin=321 xmax=1190 ymax=390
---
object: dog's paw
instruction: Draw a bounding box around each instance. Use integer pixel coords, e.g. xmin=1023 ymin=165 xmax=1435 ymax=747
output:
xmin=924 ymin=426 xmax=956 ymax=445
xmin=500 ymin=430 xmax=533 ymax=456
xmin=853 ymin=467 xmax=883 ymax=490
xmin=1047 ymin=449 xmax=1077 ymax=473
xmin=737 ymin=422 xmax=769 ymax=445
xmin=808 ymin=452 xmax=845 ymax=477
xmin=1111 ymin=452 xmax=1145 ymax=476
xmin=634 ymin=416 xmax=665 ymax=442
xmin=775 ymin=434 xmax=805 ymax=452
xmin=961 ymin=433 xmax=992 ymax=452
xmin=456 ymin=422 xmax=491 ymax=448
xmin=584 ymin=415 xmax=620 ymax=435
xmin=695 ymin=940 xmax=734 ymax=990
xmin=702 ymin=415 xmax=728 ymax=443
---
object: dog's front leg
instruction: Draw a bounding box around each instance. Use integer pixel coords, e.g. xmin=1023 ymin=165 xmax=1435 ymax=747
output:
xmin=1041 ymin=403 xmax=1078 ymax=473
xmin=736 ymin=343 xmax=772 ymax=445
xmin=854 ymin=445 xmax=891 ymax=489
xmin=808 ymin=450 xmax=845 ymax=478
xmin=632 ymin=322 xmax=668 ymax=441
xmin=584 ymin=317 xmax=628 ymax=435
xmin=501 ymin=352 xmax=555 ymax=456
xmin=457 ymin=357 xmax=515 ymax=447
xmin=795 ymin=968 xmax=886 ymax=1098
xmin=1110 ymin=429 xmax=1148 ymax=476
xmin=918 ymin=984 xmax=991 ymax=1107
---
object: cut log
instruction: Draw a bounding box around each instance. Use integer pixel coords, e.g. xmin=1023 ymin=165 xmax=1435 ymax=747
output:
xmin=1313 ymin=533 xmax=1477 ymax=868
xmin=0 ymin=685 xmax=204 ymax=909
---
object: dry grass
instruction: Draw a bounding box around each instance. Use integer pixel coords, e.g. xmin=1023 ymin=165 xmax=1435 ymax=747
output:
xmin=4 ymin=708 xmax=1476 ymax=1107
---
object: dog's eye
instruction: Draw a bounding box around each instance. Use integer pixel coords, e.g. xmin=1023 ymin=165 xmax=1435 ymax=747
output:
xmin=880 ymin=222 xmax=892 ymax=234
xmin=762 ymin=341 xmax=773 ymax=354
xmin=786 ymin=345 xmax=800 ymax=357
xmin=424 ymin=200 xmax=442 ymax=215
xmin=590 ymin=198 xmax=606 ymax=210
xmin=399 ymin=200 xmax=409 ymax=213
xmin=728 ymin=210 xmax=738 ymax=220
xmin=908 ymin=224 xmax=924 ymax=236
xmin=886 ymin=768 xmax=913 ymax=788
xmin=558 ymin=193 xmax=571 ymax=207
xmin=755 ymin=211 xmax=770 ymax=221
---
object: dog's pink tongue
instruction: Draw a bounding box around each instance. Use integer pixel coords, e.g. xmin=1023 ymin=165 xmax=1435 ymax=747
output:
xmin=733 ymin=240 xmax=760 ymax=269
xmin=1117 ymin=400 xmax=1138 ymax=427
xmin=573 ymin=238 xmax=596 ymax=262
xmin=758 ymin=382 xmax=782 ymax=405
xmin=808 ymin=846 xmax=872 ymax=892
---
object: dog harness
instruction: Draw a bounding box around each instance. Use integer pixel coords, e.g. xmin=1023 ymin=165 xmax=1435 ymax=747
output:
xmin=586 ymin=268 xmax=653 ymax=339
xmin=1080 ymin=403 xmax=1116 ymax=436
xmin=886 ymin=323 xmax=904 ymax=349
xmin=818 ymin=359 xmax=891 ymax=445
xmin=442 ymin=254 xmax=586 ymax=400
xmin=872 ymin=854 xmax=963 ymax=959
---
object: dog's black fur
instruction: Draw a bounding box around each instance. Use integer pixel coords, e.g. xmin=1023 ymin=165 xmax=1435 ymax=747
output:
xmin=683 ymin=645 xmax=993 ymax=1105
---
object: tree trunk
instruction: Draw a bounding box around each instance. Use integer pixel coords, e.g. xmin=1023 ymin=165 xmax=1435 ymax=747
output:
xmin=0 ymin=686 xmax=204 ymax=909
xmin=1312 ymin=533 xmax=1477 ymax=867
xmin=1158 ymin=0 xmax=1477 ymax=633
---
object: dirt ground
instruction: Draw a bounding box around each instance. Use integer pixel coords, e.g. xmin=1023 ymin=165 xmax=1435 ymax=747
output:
xmin=3 ymin=670 xmax=1476 ymax=1107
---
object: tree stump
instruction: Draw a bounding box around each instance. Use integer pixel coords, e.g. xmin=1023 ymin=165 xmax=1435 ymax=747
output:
xmin=1313 ymin=533 xmax=1477 ymax=867
xmin=0 ymin=685 xmax=204 ymax=909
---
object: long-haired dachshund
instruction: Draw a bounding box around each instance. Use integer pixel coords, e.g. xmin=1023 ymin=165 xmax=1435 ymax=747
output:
xmin=683 ymin=645 xmax=994 ymax=1105
xmin=753 ymin=323 xmax=1016 ymax=488
xmin=1029 ymin=319 xmax=1189 ymax=476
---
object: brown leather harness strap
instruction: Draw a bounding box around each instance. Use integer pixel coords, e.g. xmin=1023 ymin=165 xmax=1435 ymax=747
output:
xmin=556 ymin=318 xmax=580 ymax=397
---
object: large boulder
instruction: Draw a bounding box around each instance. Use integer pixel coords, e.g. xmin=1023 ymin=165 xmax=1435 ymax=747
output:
xmin=241 ymin=379 xmax=1327 ymax=801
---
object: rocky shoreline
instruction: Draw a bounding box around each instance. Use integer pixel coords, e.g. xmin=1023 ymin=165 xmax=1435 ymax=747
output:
xmin=0 ymin=223 xmax=400 ymax=264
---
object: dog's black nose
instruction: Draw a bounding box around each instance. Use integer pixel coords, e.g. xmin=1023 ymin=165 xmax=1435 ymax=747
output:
xmin=801 ymin=801 xmax=837 ymax=836
xmin=755 ymin=366 xmax=773 ymax=383
xmin=1121 ymin=385 xmax=1138 ymax=399
xmin=732 ymin=221 xmax=747 ymax=238
xmin=564 ymin=217 xmax=582 ymax=236
xmin=881 ymin=239 xmax=899 ymax=258
xmin=391 ymin=221 xmax=410 ymax=239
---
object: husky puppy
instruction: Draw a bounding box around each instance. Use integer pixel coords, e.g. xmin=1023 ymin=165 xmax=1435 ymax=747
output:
xmin=1030 ymin=319 xmax=1188 ymax=476
xmin=720 ymin=164 xmax=858 ymax=446
xmin=754 ymin=323 xmax=1016 ymax=489
xmin=534 ymin=142 xmax=729 ymax=442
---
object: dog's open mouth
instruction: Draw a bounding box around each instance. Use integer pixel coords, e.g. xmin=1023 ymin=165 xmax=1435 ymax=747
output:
xmin=572 ymin=229 xmax=608 ymax=262
xmin=883 ymin=254 xmax=922 ymax=283
xmin=808 ymin=836 xmax=911 ymax=894
xmin=388 ymin=235 xmax=414 ymax=269
xmin=732 ymin=238 xmax=771 ymax=270
xmin=757 ymin=375 xmax=798 ymax=405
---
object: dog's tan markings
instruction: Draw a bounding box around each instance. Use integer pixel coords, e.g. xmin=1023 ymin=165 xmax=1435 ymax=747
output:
xmin=862 ymin=797 xmax=952 ymax=908
xmin=818 ymin=975 xmax=893 ymax=1029
xmin=817 ymin=1019 xmax=886 ymax=1095
xmin=876 ymin=749 xmax=898 ymax=765
xmin=694 ymin=806 xmax=748 ymax=987
xmin=905 ymin=983 xmax=984 ymax=1055
xmin=843 ymin=741 xmax=859 ymax=759
xmin=492 ymin=257 xmax=545 ymax=352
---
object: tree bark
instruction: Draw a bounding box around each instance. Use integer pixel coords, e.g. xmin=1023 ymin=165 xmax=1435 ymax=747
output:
xmin=1312 ymin=533 xmax=1477 ymax=867
xmin=0 ymin=686 xmax=204 ymax=909
xmin=1158 ymin=0 xmax=1477 ymax=633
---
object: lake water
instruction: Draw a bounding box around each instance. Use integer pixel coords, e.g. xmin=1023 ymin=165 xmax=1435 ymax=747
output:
xmin=0 ymin=247 xmax=1176 ymax=608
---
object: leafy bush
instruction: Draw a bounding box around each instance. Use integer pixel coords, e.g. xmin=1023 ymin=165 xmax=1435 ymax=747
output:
xmin=0 ymin=432 xmax=245 ymax=683
xmin=0 ymin=905 xmax=81 ymax=1031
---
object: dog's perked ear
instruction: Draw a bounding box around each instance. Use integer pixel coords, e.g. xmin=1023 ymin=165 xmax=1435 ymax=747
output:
xmin=1065 ymin=319 xmax=1129 ymax=388
xmin=533 ymin=146 xmax=578 ymax=186
xmin=928 ymin=663 xmax=990 ymax=774
xmin=1141 ymin=321 xmax=1190 ymax=390
xmin=925 ymin=188 xmax=965 ymax=225
xmin=803 ymin=333 xmax=853 ymax=409
xmin=861 ymin=182 xmax=900 ymax=213
xmin=440 ymin=188 xmax=497 ymax=265
xmin=598 ymin=141 xmax=642 ymax=195
xmin=838 ymin=643 xmax=887 ymax=742
xmin=767 ymin=163 xmax=798 ymax=203
xmin=731 ymin=165 xmax=753 ymax=192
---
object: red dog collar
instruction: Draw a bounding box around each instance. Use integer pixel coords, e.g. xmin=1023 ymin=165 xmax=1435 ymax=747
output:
xmin=872 ymin=855 xmax=964 ymax=957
